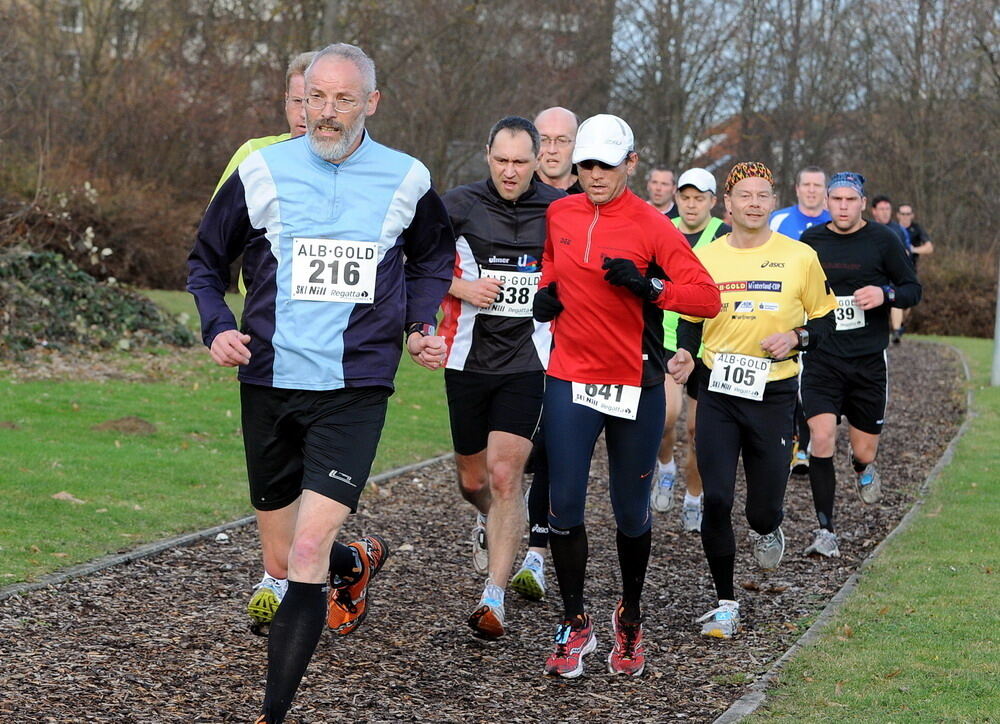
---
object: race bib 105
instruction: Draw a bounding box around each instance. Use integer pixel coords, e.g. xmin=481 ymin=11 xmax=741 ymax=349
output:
xmin=291 ymin=238 xmax=378 ymax=303
xmin=708 ymin=353 xmax=771 ymax=401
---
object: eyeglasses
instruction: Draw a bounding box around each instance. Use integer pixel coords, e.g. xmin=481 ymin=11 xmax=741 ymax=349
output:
xmin=540 ymin=135 xmax=574 ymax=148
xmin=578 ymin=159 xmax=619 ymax=171
xmin=304 ymin=94 xmax=363 ymax=112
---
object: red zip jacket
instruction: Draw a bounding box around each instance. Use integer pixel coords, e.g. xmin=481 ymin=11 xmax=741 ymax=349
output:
xmin=541 ymin=188 xmax=720 ymax=386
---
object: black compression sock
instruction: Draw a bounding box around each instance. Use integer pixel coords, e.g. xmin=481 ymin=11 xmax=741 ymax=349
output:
xmin=616 ymin=528 xmax=651 ymax=623
xmin=329 ymin=542 xmax=360 ymax=584
xmin=261 ymin=581 xmax=327 ymax=724
xmin=526 ymin=473 xmax=550 ymax=548
xmin=706 ymin=553 xmax=736 ymax=601
xmin=808 ymin=455 xmax=837 ymax=532
xmin=549 ymin=523 xmax=588 ymax=619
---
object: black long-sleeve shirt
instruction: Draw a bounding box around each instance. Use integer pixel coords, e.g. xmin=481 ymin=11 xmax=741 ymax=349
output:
xmin=800 ymin=220 xmax=921 ymax=358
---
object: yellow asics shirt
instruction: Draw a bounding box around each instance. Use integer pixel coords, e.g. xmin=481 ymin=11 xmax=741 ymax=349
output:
xmin=682 ymin=232 xmax=835 ymax=382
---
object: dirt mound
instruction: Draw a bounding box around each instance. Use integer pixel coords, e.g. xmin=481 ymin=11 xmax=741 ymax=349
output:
xmin=91 ymin=416 xmax=158 ymax=435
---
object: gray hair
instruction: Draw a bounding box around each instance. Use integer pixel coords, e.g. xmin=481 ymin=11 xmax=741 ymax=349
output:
xmin=487 ymin=116 xmax=541 ymax=157
xmin=307 ymin=43 xmax=377 ymax=95
xmin=286 ymin=51 xmax=317 ymax=92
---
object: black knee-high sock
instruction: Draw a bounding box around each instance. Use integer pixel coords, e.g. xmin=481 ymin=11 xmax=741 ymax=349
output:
xmin=706 ymin=553 xmax=736 ymax=601
xmin=261 ymin=581 xmax=326 ymax=724
xmin=329 ymin=541 xmax=360 ymax=585
xmin=526 ymin=437 xmax=550 ymax=549
xmin=527 ymin=475 xmax=551 ymax=549
xmin=549 ymin=523 xmax=588 ymax=620
xmin=616 ymin=528 xmax=651 ymax=623
xmin=809 ymin=455 xmax=837 ymax=531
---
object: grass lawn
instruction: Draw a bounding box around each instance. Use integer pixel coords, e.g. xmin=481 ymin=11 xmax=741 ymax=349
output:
xmin=0 ymin=290 xmax=451 ymax=583
xmin=751 ymin=336 xmax=999 ymax=722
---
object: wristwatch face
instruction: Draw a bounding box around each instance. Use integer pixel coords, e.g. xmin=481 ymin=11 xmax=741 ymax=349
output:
xmin=798 ymin=329 xmax=809 ymax=347
xmin=650 ymin=279 xmax=664 ymax=295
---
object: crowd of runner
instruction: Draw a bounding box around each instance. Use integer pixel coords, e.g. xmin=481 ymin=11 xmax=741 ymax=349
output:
xmin=186 ymin=43 xmax=929 ymax=723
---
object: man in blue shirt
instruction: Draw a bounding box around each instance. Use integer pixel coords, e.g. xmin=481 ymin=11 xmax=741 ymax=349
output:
xmin=769 ymin=166 xmax=831 ymax=477
xmin=769 ymin=166 xmax=831 ymax=239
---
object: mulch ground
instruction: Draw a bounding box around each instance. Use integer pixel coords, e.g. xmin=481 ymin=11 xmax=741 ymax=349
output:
xmin=0 ymin=340 xmax=966 ymax=723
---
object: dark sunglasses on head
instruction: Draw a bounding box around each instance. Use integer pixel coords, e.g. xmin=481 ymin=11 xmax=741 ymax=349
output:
xmin=577 ymin=159 xmax=619 ymax=171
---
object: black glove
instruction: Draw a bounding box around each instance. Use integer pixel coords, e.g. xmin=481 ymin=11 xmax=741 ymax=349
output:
xmin=602 ymin=257 xmax=653 ymax=299
xmin=533 ymin=282 xmax=563 ymax=322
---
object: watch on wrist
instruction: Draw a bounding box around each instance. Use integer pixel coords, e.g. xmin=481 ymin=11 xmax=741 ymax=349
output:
xmin=882 ymin=285 xmax=896 ymax=304
xmin=405 ymin=322 xmax=436 ymax=338
xmin=648 ymin=278 xmax=665 ymax=300
xmin=794 ymin=327 xmax=809 ymax=350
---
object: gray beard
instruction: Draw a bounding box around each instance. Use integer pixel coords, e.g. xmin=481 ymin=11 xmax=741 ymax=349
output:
xmin=308 ymin=115 xmax=365 ymax=162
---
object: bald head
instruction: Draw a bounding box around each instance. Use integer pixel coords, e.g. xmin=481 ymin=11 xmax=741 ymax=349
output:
xmin=534 ymin=107 xmax=579 ymax=189
xmin=534 ymin=106 xmax=578 ymax=131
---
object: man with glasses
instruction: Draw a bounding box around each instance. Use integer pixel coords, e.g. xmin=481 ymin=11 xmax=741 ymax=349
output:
xmin=799 ymin=173 xmax=920 ymax=558
xmin=188 ymin=43 xmax=454 ymax=724
xmin=212 ymin=52 xmax=316 ymax=198
xmin=438 ymin=116 xmax=564 ymax=640
xmin=211 ymin=52 xmax=316 ymax=304
xmin=536 ymin=114 xmax=720 ymax=677
xmin=672 ymin=162 xmax=836 ymax=640
xmin=206 ymin=50 xmax=317 ymax=633
xmin=509 ymin=106 xmax=585 ymax=604
xmin=533 ymin=106 xmax=582 ymax=193
xmin=893 ymin=203 xmax=933 ymax=343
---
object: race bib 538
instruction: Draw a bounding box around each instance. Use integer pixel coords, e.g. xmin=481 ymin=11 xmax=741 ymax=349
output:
xmin=479 ymin=270 xmax=540 ymax=317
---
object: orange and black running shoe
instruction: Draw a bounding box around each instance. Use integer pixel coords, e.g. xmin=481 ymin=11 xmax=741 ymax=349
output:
xmin=327 ymin=535 xmax=390 ymax=635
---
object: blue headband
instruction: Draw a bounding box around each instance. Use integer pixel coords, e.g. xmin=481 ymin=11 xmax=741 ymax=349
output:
xmin=828 ymin=171 xmax=866 ymax=196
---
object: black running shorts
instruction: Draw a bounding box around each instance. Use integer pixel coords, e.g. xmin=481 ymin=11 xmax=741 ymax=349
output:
xmin=801 ymin=348 xmax=888 ymax=435
xmin=240 ymin=383 xmax=390 ymax=512
xmin=444 ymin=369 xmax=544 ymax=455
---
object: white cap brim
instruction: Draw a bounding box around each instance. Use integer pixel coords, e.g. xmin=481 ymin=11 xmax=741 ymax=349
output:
xmin=572 ymin=144 xmax=630 ymax=167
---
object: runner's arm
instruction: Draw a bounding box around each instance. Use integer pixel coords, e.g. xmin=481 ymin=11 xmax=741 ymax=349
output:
xmin=882 ymin=235 xmax=922 ymax=309
xmin=653 ymin=223 xmax=721 ymax=318
xmin=402 ymin=188 xmax=455 ymax=328
xmin=187 ymin=171 xmax=253 ymax=347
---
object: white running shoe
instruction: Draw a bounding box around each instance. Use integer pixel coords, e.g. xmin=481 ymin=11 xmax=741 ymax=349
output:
xmin=468 ymin=582 xmax=506 ymax=640
xmin=698 ymin=599 xmax=740 ymax=639
xmin=804 ymin=528 xmax=840 ymax=558
xmin=750 ymin=526 xmax=785 ymax=571
xmin=247 ymin=574 xmax=287 ymax=627
xmin=471 ymin=513 xmax=489 ymax=574
xmin=510 ymin=552 xmax=546 ymax=601
xmin=650 ymin=464 xmax=676 ymax=513
xmin=857 ymin=462 xmax=882 ymax=504
xmin=681 ymin=499 xmax=702 ymax=533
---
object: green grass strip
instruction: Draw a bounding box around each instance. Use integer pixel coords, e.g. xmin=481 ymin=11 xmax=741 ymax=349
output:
xmin=751 ymin=336 xmax=999 ymax=722
xmin=0 ymin=291 xmax=451 ymax=583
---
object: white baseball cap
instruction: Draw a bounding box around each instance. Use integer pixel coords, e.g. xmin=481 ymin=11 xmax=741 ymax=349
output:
xmin=676 ymin=168 xmax=717 ymax=194
xmin=571 ymin=114 xmax=634 ymax=167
